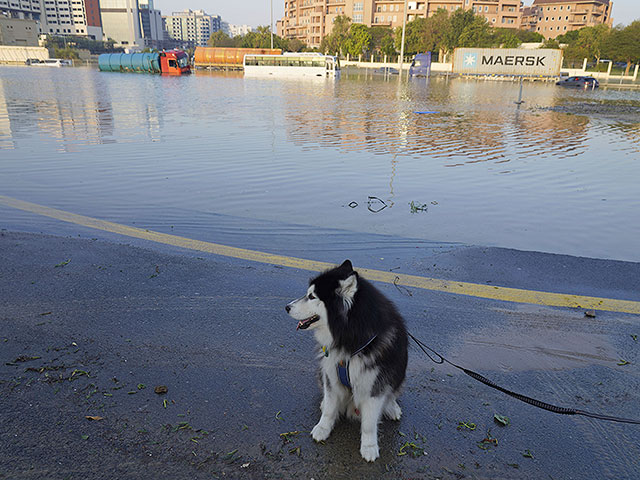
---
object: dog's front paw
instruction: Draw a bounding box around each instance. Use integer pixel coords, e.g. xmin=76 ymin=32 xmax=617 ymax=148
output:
xmin=384 ymin=399 xmax=402 ymax=421
xmin=311 ymin=422 xmax=332 ymax=442
xmin=360 ymin=443 xmax=379 ymax=462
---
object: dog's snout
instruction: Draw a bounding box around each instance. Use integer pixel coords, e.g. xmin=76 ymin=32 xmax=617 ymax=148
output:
xmin=285 ymin=304 xmax=291 ymax=313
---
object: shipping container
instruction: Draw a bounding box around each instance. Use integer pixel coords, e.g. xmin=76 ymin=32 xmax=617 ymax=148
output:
xmin=194 ymin=47 xmax=282 ymax=69
xmin=452 ymin=48 xmax=563 ymax=77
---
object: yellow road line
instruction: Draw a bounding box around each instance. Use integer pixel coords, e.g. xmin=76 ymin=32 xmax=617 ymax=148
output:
xmin=2 ymin=194 xmax=639 ymax=315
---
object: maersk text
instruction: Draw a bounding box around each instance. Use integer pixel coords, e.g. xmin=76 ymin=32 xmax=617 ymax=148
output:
xmin=482 ymin=56 xmax=546 ymax=67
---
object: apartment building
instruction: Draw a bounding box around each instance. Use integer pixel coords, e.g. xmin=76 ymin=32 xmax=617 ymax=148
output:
xmin=0 ymin=0 xmax=42 ymax=22
xmin=281 ymin=0 xmax=522 ymax=48
xmin=163 ymin=9 xmax=221 ymax=48
xmin=522 ymin=0 xmax=613 ymax=38
xmin=38 ymin=0 xmax=103 ymax=39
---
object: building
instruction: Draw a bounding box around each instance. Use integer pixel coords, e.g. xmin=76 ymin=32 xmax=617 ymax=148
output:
xmin=98 ymin=0 xmax=162 ymax=48
xmin=0 ymin=16 xmax=39 ymax=45
xmin=163 ymin=9 xmax=221 ymax=48
xmin=281 ymin=0 xmax=522 ymax=49
xmin=38 ymin=0 xmax=103 ymax=39
xmin=138 ymin=0 xmax=163 ymax=47
xmin=522 ymin=0 xmax=613 ymax=38
xmin=0 ymin=0 xmax=43 ymax=34
xmin=227 ymin=23 xmax=253 ymax=37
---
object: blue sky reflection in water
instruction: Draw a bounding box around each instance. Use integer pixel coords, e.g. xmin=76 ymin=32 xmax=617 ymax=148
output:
xmin=0 ymin=66 xmax=639 ymax=262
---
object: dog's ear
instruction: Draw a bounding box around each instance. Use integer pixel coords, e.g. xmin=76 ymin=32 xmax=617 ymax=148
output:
xmin=339 ymin=259 xmax=353 ymax=273
xmin=337 ymin=271 xmax=358 ymax=306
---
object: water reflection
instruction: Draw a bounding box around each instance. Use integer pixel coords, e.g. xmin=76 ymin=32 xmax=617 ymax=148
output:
xmin=0 ymin=66 xmax=639 ymax=261
xmin=0 ymin=67 xmax=163 ymax=150
xmin=283 ymin=76 xmax=600 ymax=165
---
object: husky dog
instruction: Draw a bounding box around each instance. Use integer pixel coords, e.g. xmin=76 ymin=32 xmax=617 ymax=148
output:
xmin=285 ymin=260 xmax=408 ymax=462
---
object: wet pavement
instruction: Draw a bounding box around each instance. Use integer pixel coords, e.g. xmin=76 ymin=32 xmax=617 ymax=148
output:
xmin=1 ymin=230 xmax=639 ymax=480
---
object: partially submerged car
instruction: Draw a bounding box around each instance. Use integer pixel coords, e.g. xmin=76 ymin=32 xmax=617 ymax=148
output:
xmin=556 ymin=76 xmax=599 ymax=88
xmin=373 ymin=66 xmax=399 ymax=75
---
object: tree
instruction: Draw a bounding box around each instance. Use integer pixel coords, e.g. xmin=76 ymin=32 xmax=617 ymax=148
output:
xmin=344 ymin=23 xmax=372 ymax=57
xmin=457 ymin=16 xmax=493 ymax=48
xmin=442 ymin=9 xmax=477 ymax=54
xmin=320 ymin=15 xmax=351 ymax=54
xmin=380 ymin=33 xmax=396 ymax=57
xmin=287 ymin=38 xmax=306 ymax=52
xmin=369 ymin=26 xmax=394 ymax=55
xmin=576 ymin=25 xmax=610 ymax=63
xmin=497 ymin=31 xmax=522 ymax=48
xmin=542 ymin=37 xmax=560 ymax=49
xmin=602 ymin=21 xmax=640 ymax=75
xmin=395 ymin=17 xmax=429 ymax=55
xmin=208 ymin=31 xmax=235 ymax=47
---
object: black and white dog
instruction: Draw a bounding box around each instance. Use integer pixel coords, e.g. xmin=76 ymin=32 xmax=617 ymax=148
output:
xmin=285 ymin=260 xmax=408 ymax=462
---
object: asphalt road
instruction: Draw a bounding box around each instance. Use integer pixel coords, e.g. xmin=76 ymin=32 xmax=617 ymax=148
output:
xmin=1 ymin=229 xmax=639 ymax=480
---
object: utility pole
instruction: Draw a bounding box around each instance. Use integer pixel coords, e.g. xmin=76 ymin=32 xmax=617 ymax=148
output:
xmin=270 ymin=0 xmax=274 ymax=49
xmin=398 ymin=0 xmax=408 ymax=74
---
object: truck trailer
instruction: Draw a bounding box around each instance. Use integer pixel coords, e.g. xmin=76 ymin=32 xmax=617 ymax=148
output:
xmin=98 ymin=50 xmax=191 ymax=75
xmin=194 ymin=47 xmax=282 ymax=69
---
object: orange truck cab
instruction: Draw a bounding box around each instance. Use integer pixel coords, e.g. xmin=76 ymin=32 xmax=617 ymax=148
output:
xmin=160 ymin=50 xmax=191 ymax=75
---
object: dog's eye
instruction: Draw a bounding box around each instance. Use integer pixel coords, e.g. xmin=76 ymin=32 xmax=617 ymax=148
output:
xmin=308 ymin=293 xmax=316 ymax=300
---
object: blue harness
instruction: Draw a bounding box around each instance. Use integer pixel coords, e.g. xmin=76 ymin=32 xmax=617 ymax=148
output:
xmin=334 ymin=335 xmax=377 ymax=390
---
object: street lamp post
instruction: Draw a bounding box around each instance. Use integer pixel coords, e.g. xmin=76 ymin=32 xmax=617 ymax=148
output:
xmin=398 ymin=0 xmax=408 ymax=74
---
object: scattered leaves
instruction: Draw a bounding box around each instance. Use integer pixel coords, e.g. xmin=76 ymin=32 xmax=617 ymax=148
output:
xmin=154 ymin=385 xmax=168 ymax=394
xmin=279 ymin=431 xmax=300 ymax=443
xmin=14 ymin=355 xmax=41 ymax=363
xmin=55 ymin=259 xmax=71 ymax=268
xmin=457 ymin=422 xmax=477 ymax=431
xmin=275 ymin=410 xmax=284 ymax=421
xmin=477 ymin=431 xmax=498 ymax=450
xmin=617 ymin=359 xmax=631 ymax=366
xmin=85 ymin=416 xmax=104 ymax=421
xmin=523 ymin=449 xmax=534 ymax=459
xmin=289 ymin=446 xmax=301 ymax=456
xmin=494 ymin=414 xmax=510 ymax=427
xmin=397 ymin=441 xmax=425 ymax=457
xmin=631 ymin=334 xmax=638 ymax=342
xmin=70 ymin=369 xmax=89 ymax=380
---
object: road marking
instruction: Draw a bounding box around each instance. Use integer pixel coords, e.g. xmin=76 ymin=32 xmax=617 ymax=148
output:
xmin=2 ymin=194 xmax=639 ymax=315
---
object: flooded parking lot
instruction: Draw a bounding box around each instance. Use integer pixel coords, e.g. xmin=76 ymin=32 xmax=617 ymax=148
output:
xmin=1 ymin=65 xmax=639 ymax=261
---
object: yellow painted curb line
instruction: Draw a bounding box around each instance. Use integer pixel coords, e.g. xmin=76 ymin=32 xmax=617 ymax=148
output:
xmin=2 ymin=194 xmax=639 ymax=315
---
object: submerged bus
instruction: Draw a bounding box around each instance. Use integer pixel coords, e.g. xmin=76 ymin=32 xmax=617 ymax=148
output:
xmin=243 ymin=53 xmax=340 ymax=77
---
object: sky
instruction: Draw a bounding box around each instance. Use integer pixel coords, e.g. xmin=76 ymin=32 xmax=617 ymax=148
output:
xmin=153 ymin=0 xmax=638 ymax=28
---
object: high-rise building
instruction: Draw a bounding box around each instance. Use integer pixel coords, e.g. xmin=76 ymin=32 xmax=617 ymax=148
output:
xmin=281 ymin=0 xmax=522 ymax=49
xmin=99 ymin=0 xmax=163 ymax=48
xmin=522 ymin=0 xmax=613 ymax=39
xmin=36 ymin=0 xmax=103 ymax=39
xmin=163 ymin=9 xmax=221 ymax=48
xmin=138 ymin=0 xmax=163 ymax=47
xmin=99 ymin=0 xmax=143 ymax=46
xmin=0 ymin=0 xmax=42 ymax=23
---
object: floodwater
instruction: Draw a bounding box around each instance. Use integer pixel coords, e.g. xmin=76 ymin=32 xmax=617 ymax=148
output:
xmin=1 ymin=65 xmax=639 ymax=261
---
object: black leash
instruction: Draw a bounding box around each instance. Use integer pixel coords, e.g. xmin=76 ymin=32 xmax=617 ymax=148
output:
xmin=408 ymin=332 xmax=640 ymax=425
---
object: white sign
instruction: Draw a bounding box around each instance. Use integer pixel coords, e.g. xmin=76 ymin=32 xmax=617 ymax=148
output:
xmin=453 ymin=48 xmax=563 ymax=76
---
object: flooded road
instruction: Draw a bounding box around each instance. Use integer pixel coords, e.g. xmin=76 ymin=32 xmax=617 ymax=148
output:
xmin=1 ymin=66 xmax=639 ymax=261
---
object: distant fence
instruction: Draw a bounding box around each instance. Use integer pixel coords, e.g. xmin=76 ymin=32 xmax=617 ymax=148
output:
xmin=0 ymin=46 xmax=49 ymax=64
xmin=561 ymin=58 xmax=639 ymax=85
